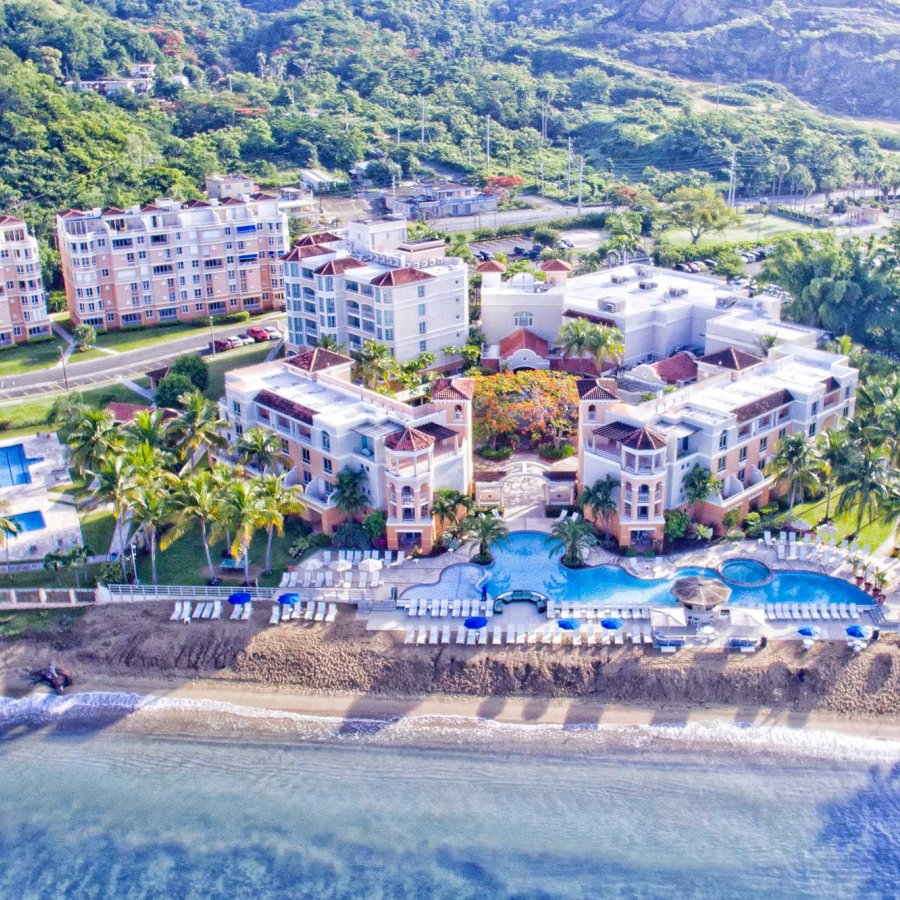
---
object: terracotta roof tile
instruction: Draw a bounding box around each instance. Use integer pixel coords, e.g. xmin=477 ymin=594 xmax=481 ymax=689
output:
xmin=577 ymin=377 xmax=619 ymax=401
xmin=101 ymin=207 xmax=126 ymax=216
xmin=0 ymin=215 xmax=24 ymax=226
xmin=182 ymin=199 xmax=211 ymax=209
xmin=369 ymin=267 xmax=433 ymax=287
xmin=282 ymin=244 xmax=332 ymax=261
xmin=285 ymin=347 xmax=353 ymax=372
xmin=699 ymin=347 xmax=763 ymax=371
xmin=562 ymin=309 xmax=616 ymax=327
xmin=498 ymin=328 xmax=549 ymax=359
xmin=314 ymin=257 xmax=366 ymax=275
xmin=476 ymin=260 xmax=506 ymax=273
xmin=298 ymin=232 xmax=342 ymax=245
xmin=734 ymin=389 xmax=793 ymax=424
xmin=540 ymin=258 xmax=572 ymax=272
xmin=384 ymin=426 xmax=435 ymax=452
xmin=430 ymin=377 xmax=475 ymax=401
xmin=255 ymin=390 xmax=317 ymax=425
xmin=621 ymin=426 xmax=667 ymax=450
xmin=648 ymin=351 xmax=697 ymax=385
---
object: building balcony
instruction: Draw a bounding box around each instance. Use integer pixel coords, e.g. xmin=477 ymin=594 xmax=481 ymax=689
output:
xmin=303 ymin=478 xmax=336 ymax=509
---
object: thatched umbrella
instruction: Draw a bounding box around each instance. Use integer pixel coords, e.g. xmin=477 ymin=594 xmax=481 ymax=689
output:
xmin=671 ymin=576 xmax=731 ymax=611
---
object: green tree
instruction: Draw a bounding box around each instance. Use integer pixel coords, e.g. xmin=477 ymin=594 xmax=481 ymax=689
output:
xmin=815 ymin=429 xmax=849 ymax=522
xmin=168 ymin=390 xmax=226 ymax=472
xmin=545 ymin=517 xmax=597 ymax=567
xmin=93 ymin=455 xmax=136 ymax=579
xmin=836 ymin=449 xmax=891 ymax=537
xmin=766 ymin=433 xmax=823 ymax=520
xmin=579 ymin=476 xmax=618 ymax=546
xmin=586 ymin=325 xmax=625 ymax=373
xmin=461 ymin=512 xmax=508 ymax=564
xmin=557 ymin=317 xmax=594 ymax=376
xmin=431 ymin=488 xmax=472 ymax=540
xmin=215 ymin=479 xmax=265 ymax=586
xmin=42 ymin=550 xmax=66 ymax=587
xmin=154 ymin=373 xmax=195 ymax=409
xmin=66 ymin=408 xmax=120 ymax=476
xmin=162 ymin=470 xmax=223 ymax=585
xmin=332 ymin=466 xmax=368 ymax=522
xmin=663 ymin=509 xmax=691 ymax=542
xmin=256 ymin=473 xmax=304 ymax=575
xmin=353 ymin=340 xmax=397 ymax=390
xmin=72 ymin=324 xmax=96 ymax=352
xmin=168 ymin=354 xmax=210 ymax=392
xmin=663 ymin=186 xmax=740 ymax=244
xmin=129 ymin=476 xmax=173 ymax=585
xmin=0 ymin=505 xmax=21 ymax=577
xmin=683 ymin=465 xmax=723 ymax=516
xmin=236 ymin=427 xmax=282 ymax=473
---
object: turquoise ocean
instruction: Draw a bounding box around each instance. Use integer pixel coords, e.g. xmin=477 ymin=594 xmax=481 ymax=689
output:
xmin=1 ymin=692 xmax=898 ymax=899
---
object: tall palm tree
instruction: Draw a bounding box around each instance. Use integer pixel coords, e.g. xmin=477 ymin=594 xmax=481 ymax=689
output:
xmin=315 ymin=334 xmax=348 ymax=354
xmin=236 ymin=427 xmax=283 ymax=474
xmin=586 ymin=325 xmax=625 ymax=374
xmin=169 ymin=390 xmax=226 ymax=472
xmin=215 ymin=479 xmax=265 ymax=585
xmin=353 ymin=340 xmax=397 ymax=390
xmin=92 ymin=455 xmax=137 ymax=579
xmin=127 ymin=440 xmax=174 ymax=482
xmin=256 ymin=474 xmax=305 ymax=574
xmin=579 ymin=476 xmax=618 ymax=546
xmin=545 ymin=518 xmax=597 ymax=567
xmin=332 ymin=466 xmax=369 ymax=522
xmin=42 ymin=550 xmax=66 ymax=587
xmin=0 ymin=505 xmax=20 ymax=577
xmin=766 ymin=433 xmax=823 ymax=520
xmin=66 ymin=408 xmax=120 ymax=476
xmin=126 ymin=408 xmax=169 ymax=449
xmin=162 ymin=470 xmax=223 ymax=585
xmin=431 ymin=488 xmax=472 ymax=540
xmin=557 ymin=317 xmax=594 ymax=375
xmin=461 ymin=513 xmax=508 ymax=563
xmin=816 ymin=429 xmax=849 ymax=522
xmin=837 ymin=449 xmax=891 ymax=538
xmin=683 ymin=465 xmax=724 ymax=518
xmin=128 ymin=476 xmax=174 ymax=585
xmin=66 ymin=546 xmax=89 ymax=589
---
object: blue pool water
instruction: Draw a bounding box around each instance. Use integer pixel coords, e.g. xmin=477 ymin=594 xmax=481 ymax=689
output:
xmin=406 ymin=532 xmax=873 ymax=607
xmin=0 ymin=443 xmax=33 ymax=488
xmin=720 ymin=558 xmax=773 ymax=585
xmin=7 ymin=510 xmax=46 ymax=534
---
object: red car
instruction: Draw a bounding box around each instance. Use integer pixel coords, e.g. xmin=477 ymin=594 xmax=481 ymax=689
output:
xmin=246 ymin=326 xmax=271 ymax=342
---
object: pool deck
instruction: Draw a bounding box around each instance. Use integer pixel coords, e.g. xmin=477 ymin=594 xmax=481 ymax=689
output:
xmin=0 ymin=433 xmax=82 ymax=560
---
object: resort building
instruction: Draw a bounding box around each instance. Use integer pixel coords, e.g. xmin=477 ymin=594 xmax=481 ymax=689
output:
xmin=479 ymin=261 xmax=821 ymax=368
xmin=0 ymin=216 xmax=51 ymax=346
xmin=57 ymin=180 xmax=288 ymax=330
xmin=576 ymin=344 xmax=858 ymax=548
xmin=220 ymin=347 xmax=474 ymax=553
xmin=283 ymin=218 xmax=469 ymax=365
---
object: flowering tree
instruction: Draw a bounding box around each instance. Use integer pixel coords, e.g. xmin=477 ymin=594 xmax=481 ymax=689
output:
xmin=483 ymin=175 xmax=525 ymax=201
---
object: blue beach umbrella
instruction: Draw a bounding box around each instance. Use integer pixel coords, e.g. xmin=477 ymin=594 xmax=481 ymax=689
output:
xmin=798 ymin=625 xmax=821 ymax=638
xmin=277 ymin=592 xmax=300 ymax=605
xmin=846 ymin=624 xmax=872 ymax=640
xmin=558 ymin=618 xmax=581 ymax=631
xmin=227 ymin=591 xmax=252 ymax=605
xmin=601 ymin=617 xmax=625 ymax=631
xmin=464 ymin=616 xmax=488 ymax=629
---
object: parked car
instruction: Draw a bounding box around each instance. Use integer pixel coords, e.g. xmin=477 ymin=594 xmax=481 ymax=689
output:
xmin=703 ymin=259 xmax=718 ymax=269
xmin=231 ymin=334 xmax=254 ymax=347
xmin=676 ymin=263 xmax=692 ymax=272
xmin=559 ymin=238 xmax=574 ymax=250
xmin=263 ymin=326 xmax=281 ymax=340
xmin=247 ymin=326 xmax=270 ymax=342
xmin=213 ymin=337 xmax=237 ymax=352
xmin=513 ymin=245 xmax=529 ymax=256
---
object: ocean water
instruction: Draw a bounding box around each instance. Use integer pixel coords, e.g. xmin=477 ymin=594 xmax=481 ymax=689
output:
xmin=406 ymin=532 xmax=873 ymax=608
xmin=1 ymin=694 xmax=899 ymax=899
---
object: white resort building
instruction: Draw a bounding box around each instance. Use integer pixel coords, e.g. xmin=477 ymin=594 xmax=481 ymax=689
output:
xmin=283 ymin=219 xmax=469 ymax=365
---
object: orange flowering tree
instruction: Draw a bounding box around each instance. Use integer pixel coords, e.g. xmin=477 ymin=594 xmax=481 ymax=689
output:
xmin=473 ymin=371 xmax=578 ymax=450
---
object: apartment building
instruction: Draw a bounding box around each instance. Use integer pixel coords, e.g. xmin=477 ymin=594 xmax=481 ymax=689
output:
xmin=57 ymin=184 xmax=288 ymax=330
xmin=385 ymin=182 xmax=498 ymax=220
xmin=0 ymin=216 xmax=50 ymax=346
xmin=479 ymin=261 xmax=821 ymax=368
xmin=220 ymin=347 xmax=474 ymax=552
xmin=576 ymin=344 xmax=858 ymax=548
xmin=283 ymin=218 xmax=469 ymax=365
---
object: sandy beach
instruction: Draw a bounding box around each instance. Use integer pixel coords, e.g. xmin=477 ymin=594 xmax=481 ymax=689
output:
xmin=2 ymin=603 xmax=900 ymax=742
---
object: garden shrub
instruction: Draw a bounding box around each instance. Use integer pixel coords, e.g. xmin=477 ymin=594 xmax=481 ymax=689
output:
xmin=537 ymin=444 xmax=574 ymax=460
xmin=478 ymin=446 xmax=513 ymax=461
xmin=333 ymin=521 xmax=371 ymax=550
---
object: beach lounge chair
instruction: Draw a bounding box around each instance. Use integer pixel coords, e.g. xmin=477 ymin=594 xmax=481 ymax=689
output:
xmin=516 ymin=628 xmax=525 ymax=645
xmin=242 ymin=603 xmax=252 ymax=621
xmin=642 ymin=630 xmax=653 ymax=644
xmin=452 ymin=599 xmax=461 ymax=617
xmin=358 ymin=571 xmax=369 ymax=590
xmin=777 ymin=544 xmax=786 ymax=560
xmin=850 ymin=605 xmax=860 ymax=619
xmin=572 ymin=631 xmax=582 ymax=647
xmin=404 ymin=627 xmax=415 ymax=644
xmin=211 ymin=601 xmax=222 ymax=620
xmin=416 ymin=627 xmax=427 ymax=645
xmin=304 ymin=601 xmax=316 ymax=621
xmin=479 ymin=629 xmax=488 ymax=645
xmin=460 ymin=600 xmax=470 ymax=617
xmin=614 ymin=632 xmax=624 ymax=645
xmin=326 ymin=603 xmax=337 ymax=623
xmin=384 ymin=551 xmax=394 ymax=565
xmin=315 ymin=572 xmax=325 ymax=588
xmin=466 ymin=629 xmax=477 ymax=645
xmin=763 ymin=530 xmax=773 ymax=546
xmin=200 ymin=602 xmax=213 ymax=620
xmin=370 ymin=571 xmax=381 ymax=589
xmin=438 ymin=599 xmax=448 ymax=617
xmin=586 ymin=627 xmax=597 ymax=647
xmin=323 ymin=551 xmax=332 ymax=564
xmin=493 ymin=626 xmax=502 ymax=646
xmin=315 ymin=602 xmax=326 ymax=621
xmin=457 ymin=626 xmax=467 ymax=645
xmin=441 ymin=625 xmax=451 ymax=644
xmin=556 ymin=509 xmax=568 ymax=522
xmin=542 ymin=629 xmax=552 ymax=645
xmin=429 ymin=626 xmax=439 ymax=644
xmin=552 ymin=631 xmax=562 ymax=647
xmin=546 ymin=600 xmax=556 ymax=618
xmin=820 ymin=604 xmax=831 ymax=620
xmin=170 ymin=602 xmax=183 ymax=621
xmin=301 ymin=571 xmax=312 ymax=588
xmin=230 ymin=603 xmax=242 ymax=621
xmin=292 ymin=604 xmax=305 ymax=620
xmin=506 ymin=625 xmax=516 ymax=645
xmin=395 ymin=552 xmax=406 ymax=566
xmin=324 ymin=572 xmax=333 ymax=588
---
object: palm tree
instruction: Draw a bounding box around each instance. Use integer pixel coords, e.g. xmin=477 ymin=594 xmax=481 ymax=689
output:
xmin=586 ymin=325 xmax=625 ymax=374
xmin=557 ymin=317 xmax=594 ymax=376
xmin=92 ymin=455 xmax=137 ymax=579
xmin=216 ymin=479 xmax=265 ymax=585
xmin=66 ymin=546 xmax=89 ymax=589
xmin=683 ymin=465 xmax=724 ymax=517
xmin=169 ymin=390 xmax=226 ymax=472
xmin=353 ymin=340 xmax=397 ymax=390
xmin=431 ymin=488 xmax=472 ymax=541
xmin=315 ymin=334 xmax=348 ymax=353
xmin=42 ymin=550 xmax=66 ymax=587
xmin=236 ymin=427 xmax=283 ymax=473
xmin=128 ymin=477 xmax=173 ymax=585
xmin=66 ymin=408 xmax=120 ymax=476
xmin=0 ymin=505 xmax=20 ymax=577
xmin=332 ymin=466 xmax=368 ymax=522
xmin=127 ymin=440 xmax=174 ymax=482
xmin=546 ymin=518 xmax=597 ymax=567
xmin=256 ymin=474 xmax=305 ymax=574
xmin=766 ymin=433 xmax=823 ymax=520
xmin=162 ymin=470 xmax=223 ymax=584
xmin=579 ymin=476 xmax=618 ymax=546
xmin=461 ymin=513 xmax=508 ymax=563
xmin=126 ymin=408 xmax=170 ymax=449
xmin=815 ymin=430 xmax=849 ymax=522
xmin=837 ymin=449 xmax=891 ymax=538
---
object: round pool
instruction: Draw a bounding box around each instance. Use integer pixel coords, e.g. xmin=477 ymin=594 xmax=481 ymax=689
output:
xmin=718 ymin=558 xmax=774 ymax=588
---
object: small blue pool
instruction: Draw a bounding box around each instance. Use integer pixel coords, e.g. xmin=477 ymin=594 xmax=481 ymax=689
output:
xmin=6 ymin=511 xmax=46 ymax=534
xmin=0 ymin=443 xmax=34 ymax=488
xmin=719 ymin=558 xmax=773 ymax=587
xmin=405 ymin=532 xmax=873 ymax=608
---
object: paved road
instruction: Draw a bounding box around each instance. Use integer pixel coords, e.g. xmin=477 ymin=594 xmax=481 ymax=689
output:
xmin=0 ymin=313 xmax=286 ymax=404
xmin=432 ymin=198 xmax=609 ymax=233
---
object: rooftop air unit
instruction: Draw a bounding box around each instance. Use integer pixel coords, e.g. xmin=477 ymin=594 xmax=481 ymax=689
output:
xmin=668 ymin=286 xmax=688 ymax=297
xmin=638 ymin=279 xmax=658 ymax=290
xmin=610 ymin=274 xmax=629 ymax=284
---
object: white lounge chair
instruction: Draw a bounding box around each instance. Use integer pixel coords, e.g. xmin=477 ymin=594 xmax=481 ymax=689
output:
xmin=456 ymin=626 xmax=467 ymax=644
xmin=572 ymin=631 xmax=582 ymax=647
xmin=170 ymin=601 xmax=183 ymax=621
xmin=268 ymin=604 xmax=281 ymax=625
xmin=229 ymin=603 xmax=242 ymax=621
xmin=552 ymin=631 xmax=562 ymax=646
xmin=614 ymin=632 xmax=624 ymax=645
xmin=358 ymin=571 xmax=369 ymax=590
xmin=211 ymin=601 xmax=222 ymax=620
xmin=492 ymin=626 xmax=502 ymax=645
xmin=416 ymin=627 xmax=427 ymax=645
xmin=404 ymin=627 xmax=415 ymax=644
xmin=466 ymin=629 xmax=477 ymax=645
xmin=506 ymin=625 xmax=516 ymax=645
xmin=323 ymin=551 xmax=332 ymax=564
xmin=850 ymin=605 xmax=860 ymax=619
xmin=441 ymin=625 xmax=451 ymax=644
xmin=479 ymin=629 xmax=487 ymax=645
xmin=304 ymin=601 xmax=316 ymax=621
xmin=314 ymin=602 xmax=326 ymax=621
xmin=429 ymin=626 xmax=439 ymax=644
xmin=820 ymin=604 xmax=831 ymax=620
xmin=325 ymin=603 xmax=337 ymax=623
xmin=242 ymin=603 xmax=252 ymax=621
xmin=201 ymin=602 xmax=214 ymax=620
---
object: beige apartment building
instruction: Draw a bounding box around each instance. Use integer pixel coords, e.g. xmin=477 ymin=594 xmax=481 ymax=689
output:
xmin=0 ymin=216 xmax=51 ymax=346
xmin=577 ymin=344 xmax=858 ymax=548
xmin=57 ymin=179 xmax=287 ymax=330
xmin=220 ymin=347 xmax=474 ymax=553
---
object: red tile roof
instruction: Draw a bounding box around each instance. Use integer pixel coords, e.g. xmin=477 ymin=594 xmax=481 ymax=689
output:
xmin=370 ymin=267 xmax=433 ymax=287
xmin=734 ymin=389 xmax=793 ymax=424
xmin=0 ymin=215 xmax=25 ymax=226
xmin=476 ymin=260 xmax=506 ymax=273
xmin=540 ymin=258 xmax=572 ymax=272
xmin=58 ymin=209 xmax=87 ymax=219
xmin=621 ymin=426 xmax=667 ymax=450
xmin=255 ymin=390 xmax=317 ymax=425
xmin=298 ymin=232 xmax=342 ymax=245
xmin=106 ymin=402 xmax=150 ymax=423
xmin=283 ymin=244 xmax=332 ymax=261
xmin=101 ymin=207 xmax=126 ymax=216
xmin=577 ymin=377 xmax=619 ymax=401
xmin=384 ymin=426 xmax=435 ymax=452
xmin=648 ymin=351 xmax=697 ymax=385
xmin=314 ymin=257 xmax=366 ymax=275
xmin=431 ymin=377 xmax=475 ymax=401
xmin=699 ymin=347 xmax=763 ymax=371
xmin=249 ymin=192 xmax=277 ymax=201
xmin=498 ymin=328 xmax=549 ymax=359
xmin=182 ymin=199 xmax=211 ymax=209
xmin=285 ymin=347 xmax=354 ymax=373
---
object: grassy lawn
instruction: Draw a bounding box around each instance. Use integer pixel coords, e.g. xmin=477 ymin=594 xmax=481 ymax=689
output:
xmin=0 ymin=607 xmax=85 ymax=640
xmin=79 ymin=509 xmax=116 ymax=555
xmin=790 ymin=487 xmax=897 ymax=550
xmin=204 ymin=344 xmax=276 ymax=401
xmin=137 ymin=517 xmax=307 ymax=588
xmin=0 ymin=339 xmax=67 ymax=378
xmin=661 ymin=213 xmax=815 ymax=247
xmin=0 ymin=384 xmax=148 ymax=439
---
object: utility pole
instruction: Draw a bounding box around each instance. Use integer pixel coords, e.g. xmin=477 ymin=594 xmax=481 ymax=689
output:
xmin=396 ymin=123 xmax=401 ymax=145
xmin=420 ymin=96 xmax=426 ymax=147
xmin=485 ymin=116 xmax=491 ymax=170
xmin=344 ymin=103 xmax=349 ymax=134
xmin=540 ymin=99 xmax=547 ymax=145
xmin=539 ymin=155 xmax=545 ymax=193
xmin=566 ymin=138 xmax=572 ymax=196
xmin=577 ymin=155 xmax=584 ymax=214
xmin=727 ymin=149 xmax=737 ymax=207
xmin=287 ymin=86 xmax=295 ymax=107
xmin=715 ymin=74 xmax=720 ymax=113
xmin=58 ymin=347 xmax=69 ymax=391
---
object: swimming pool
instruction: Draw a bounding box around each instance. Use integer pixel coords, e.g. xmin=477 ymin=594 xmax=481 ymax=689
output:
xmin=405 ymin=532 xmax=874 ymax=608
xmin=0 ymin=443 xmax=34 ymax=488
xmin=6 ymin=510 xmax=46 ymax=534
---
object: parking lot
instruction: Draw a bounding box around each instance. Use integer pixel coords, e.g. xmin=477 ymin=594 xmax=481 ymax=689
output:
xmin=469 ymin=236 xmax=535 ymax=260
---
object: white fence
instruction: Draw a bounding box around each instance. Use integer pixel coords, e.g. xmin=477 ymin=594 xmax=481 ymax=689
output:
xmin=100 ymin=583 xmax=367 ymax=606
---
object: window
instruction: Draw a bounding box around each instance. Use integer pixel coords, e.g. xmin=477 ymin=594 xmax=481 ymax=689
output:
xmin=321 ymin=432 xmax=331 ymax=452
xmin=738 ymin=447 xmax=747 ymax=462
xmin=419 ymin=339 xmax=427 ymax=353
xmin=418 ymin=321 xmax=426 ymax=335
xmin=417 ymin=286 xmax=426 ymax=298
xmin=717 ymin=458 xmax=726 ymax=472
xmin=417 ymin=303 xmax=426 ymax=316
xmin=718 ymin=432 xmax=728 ymax=450
xmin=302 ymin=470 xmax=312 ymax=485
xmin=738 ymin=468 xmax=746 ymax=483
xmin=513 ymin=311 xmax=533 ymax=328
xmin=778 ymin=427 xmax=787 ymax=440
xmin=587 ymin=405 xmax=596 ymax=422
xmin=808 ymin=423 xmax=816 ymax=437
xmin=323 ymin=458 xmax=332 ymax=475
xmin=301 ymin=448 xmax=310 ymax=464
xmin=759 ymin=436 xmax=767 ymax=452
xmin=454 ymin=405 xmax=463 ymax=421
xmin=811 ymin=401 xmax=818 ymax=416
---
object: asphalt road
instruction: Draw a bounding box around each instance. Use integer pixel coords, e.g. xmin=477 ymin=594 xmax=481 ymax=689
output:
xmin=433 ymin=198 xmax=608 ymax=233
xmin=0 ymin=313 xmax=285 ymax=404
